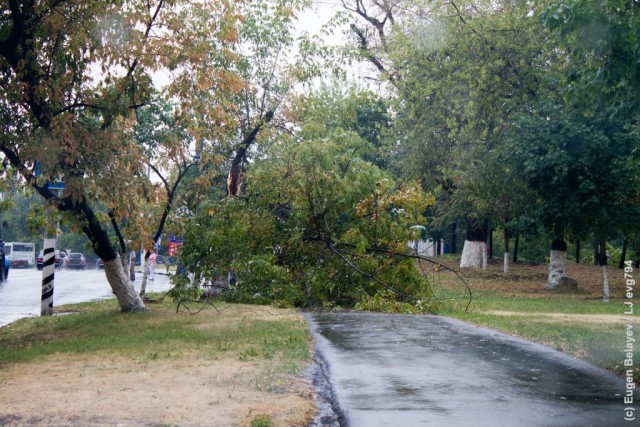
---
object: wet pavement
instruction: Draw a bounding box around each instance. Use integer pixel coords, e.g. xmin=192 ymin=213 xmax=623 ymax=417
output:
xmin=0 ymin=268 xmax=173 ymax=327
xmin=306 ymin=312 xmax=629 ymax=427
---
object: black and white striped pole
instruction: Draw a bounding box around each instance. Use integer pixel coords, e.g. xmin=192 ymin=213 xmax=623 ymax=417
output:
xmin=41 ymin=182 xmax=64 ymax=317
xmin=40 ymin=235 xmax=56 ymax=316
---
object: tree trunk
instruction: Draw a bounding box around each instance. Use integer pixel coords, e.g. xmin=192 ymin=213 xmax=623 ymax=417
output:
xmin=227 ymin=111 xmax=274 ymax=197
xmin=482 ymin=244 xmax=488 ymax=270
xmin=104 ymin=255 xmax=147 ymax=312
xmin=503 ymin=228 xmax=509 ymax=274
xmin=545 ymin=238 xmax=567 ymax=290
xmin=513 ymin=234 xmax=519 ymax=263
xmin=488 ymin=228 xmax=493 ymax=259
xmin=601 ymin=265 xmax=610 ymax=302
xmin=451 ymin=222 xmax=457 ymax=254
xmin=460 ymin=218 xmax=487 ymax=269
xmin=596 ymin=237 xmax=610 ymax=302
xmin=619 ymin=239 xmax=628 ymax=269
xmin=139 ymin=256 xmax=149 ymax=297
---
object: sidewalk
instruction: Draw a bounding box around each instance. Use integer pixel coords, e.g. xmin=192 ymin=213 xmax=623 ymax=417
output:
xmin=307 ymin=312 xmax=627 ymax=427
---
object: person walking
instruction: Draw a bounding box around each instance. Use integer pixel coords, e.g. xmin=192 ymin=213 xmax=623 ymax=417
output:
xmin=148 ymin=249 xmax=157 ymax=281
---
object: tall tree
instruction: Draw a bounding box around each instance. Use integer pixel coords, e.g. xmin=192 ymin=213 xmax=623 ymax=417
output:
xmin=224 ymin=0 xmax=310 ymax=197
xmin=0 ymin=1 xmax=243 ymax=311
xmin=382 ymin=1 xmax=551 ymax=268
xmin=504 ymin=101 xmax=640 ymax=297
xmin=543 ymin=0 xmax=640 ymax=120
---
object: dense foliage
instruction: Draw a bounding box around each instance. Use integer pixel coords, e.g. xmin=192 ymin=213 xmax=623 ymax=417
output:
xmin=1 ymin=0 xmax=639 ymax=310
xmin=174 ymin=88 xmax=435 ymax=311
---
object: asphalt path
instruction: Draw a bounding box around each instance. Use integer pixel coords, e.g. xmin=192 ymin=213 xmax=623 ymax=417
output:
xmin=307 ymin=312 xmax=629 ymax=427
xmin=0 ymin=267 xmax=173 ymax=327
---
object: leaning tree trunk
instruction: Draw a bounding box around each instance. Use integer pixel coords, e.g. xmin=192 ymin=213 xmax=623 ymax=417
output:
xmin=597 ymin=237 xmax=610 ymax=302
xmin=545 ymin=238 xmax=567 ymax=290
xmin=103 ymin=254 xmax=147 ymax=312
xmin=460 ymin=218 xmax=487 ymax=269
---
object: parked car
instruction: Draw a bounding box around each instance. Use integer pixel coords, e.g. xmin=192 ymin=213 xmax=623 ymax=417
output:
xmin=97 ymin=258 xmax=104 ymax=270
xmin=155 ymin=255 xmax=165 ymax=265
xmin=36 ymin=249 xmax=67 ymax=270
xmin=65 ymin=253 xmax=86 ymax=270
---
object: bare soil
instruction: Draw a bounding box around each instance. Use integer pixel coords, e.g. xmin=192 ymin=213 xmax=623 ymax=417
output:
xmin=484 ymin=310 xmax=635 ymax=324
xmin=436 ymin=255 xmax=632 ymax=299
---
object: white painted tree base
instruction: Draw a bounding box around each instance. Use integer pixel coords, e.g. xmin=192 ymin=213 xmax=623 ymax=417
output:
xmin=104 ymin=255 xmax=147 ymax=312
xmin=460 ymin=240 xmax=485 ymax=269
xmin=504 ymin=252 xmax=509 ymax=274
xmin=545 ymin=249 xmax=567 ymax=290
xmin=602 ymin=266 xmax=610 ymax=302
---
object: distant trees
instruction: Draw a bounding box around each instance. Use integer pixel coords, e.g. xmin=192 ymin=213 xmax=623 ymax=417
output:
xmin=335 ymin=0 xmax=640 ymax=298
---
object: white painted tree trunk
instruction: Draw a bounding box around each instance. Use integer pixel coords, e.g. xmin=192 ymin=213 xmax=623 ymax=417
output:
xmin=602 ymin=266 xmax=610 ymax=302
xmin=545 ymin=249 xmax=567 ymax=290
xmin=504 ymin=252 xmax=509 ymax=274
xmin=460 ymin=240 xmax=485 ymax=268
xmin=103 ymin=254 xmax=146 ymax=312
xmin=482 ymin=246 xmax=488 ymax=270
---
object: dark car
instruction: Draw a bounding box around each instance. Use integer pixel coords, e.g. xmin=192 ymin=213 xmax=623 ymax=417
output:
xmin=1 ymin=249 xmax=8 ymax=280
xmin=155 ymin=255 xmax=165 ymax=265
xmin=65 ymin=253 xmax=86 ymax=270
xmin=37 ymin=249 xmax=66 ymax=270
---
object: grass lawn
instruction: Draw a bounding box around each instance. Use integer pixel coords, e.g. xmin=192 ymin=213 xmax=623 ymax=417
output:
xmin=0 ymin=297 xmax=315 ymax=427
xmin=422 ymin=256 xmax=640 ymax=382
xmin=1 ymin=256 xmax=637 ymax=425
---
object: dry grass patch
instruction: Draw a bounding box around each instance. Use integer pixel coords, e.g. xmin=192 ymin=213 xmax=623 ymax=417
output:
xmin=0 ymin=300 xmax=315 ymax=427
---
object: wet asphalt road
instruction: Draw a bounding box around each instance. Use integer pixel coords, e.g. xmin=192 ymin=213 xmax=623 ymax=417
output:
xmin=306 ymin=312 xmax=629 ymax=427
xmin=0 ymin=268 xmax=173 ymax=327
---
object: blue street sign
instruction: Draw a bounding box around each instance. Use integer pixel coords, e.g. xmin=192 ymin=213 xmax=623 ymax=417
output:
xmin=47 ymin=181 xmax=65 ymax=190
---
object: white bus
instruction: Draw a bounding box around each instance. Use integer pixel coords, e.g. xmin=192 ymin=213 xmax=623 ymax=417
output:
xmin=4 ymin=242 xmax=36 ymax=267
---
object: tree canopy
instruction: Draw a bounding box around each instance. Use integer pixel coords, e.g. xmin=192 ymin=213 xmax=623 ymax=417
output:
xmin=1 ymin=0 xmax=638 ymax=310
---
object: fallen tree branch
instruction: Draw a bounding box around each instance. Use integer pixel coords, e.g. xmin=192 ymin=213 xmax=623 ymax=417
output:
xmin=176 ymin=298 xmax=229 ymax=315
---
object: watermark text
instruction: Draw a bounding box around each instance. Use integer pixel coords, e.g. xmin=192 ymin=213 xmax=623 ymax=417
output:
xmin=624 ymin=261 xmax=636 ymax=422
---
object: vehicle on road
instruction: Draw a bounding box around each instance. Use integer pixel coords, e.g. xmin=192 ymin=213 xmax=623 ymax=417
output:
xmin=156 ymin=255 xmax=165 ymax=265
xmin=4 ymin=242 xmax=35 ymax=268
xmin=1 ymin=243 xmax=8 ymax=280
xmin=10 ymin=259 xmax=29 ymax=268
xmin=37 ymin=249 xmax=67 ymax=270
xmin=65 ymin=253 xmax=86 ymax=270
xmin=97 ymin=258 xmax=104 ymax=270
